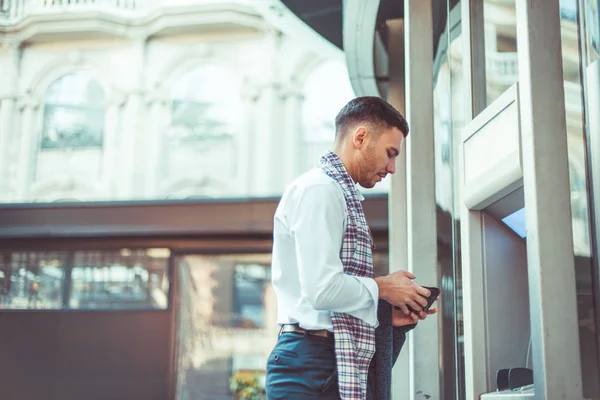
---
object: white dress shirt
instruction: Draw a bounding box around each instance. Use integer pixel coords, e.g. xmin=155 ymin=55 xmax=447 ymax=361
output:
xmin=271 ymin=167 xmax=380 ymax=332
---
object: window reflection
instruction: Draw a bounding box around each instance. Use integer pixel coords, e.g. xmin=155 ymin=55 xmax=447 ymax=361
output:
xmin=0 ymin=252 xmax=66 ymax=310
xmin=170 ymin=65 xmax=239 ymax=144
xmin=560 ymin=1 xmax=600 ymax=396
xmin=233 ymin=264 xmax=271 ymax=329
xmin=584 ymin=0 xmax=600 ymax=63
xmin=433 ymin=7 xmax=466 ymax=396
xmin=42 ymin=72 xmax=105 ymax=149
xmin=0 ymin=248 xmax=171 ymax=311
xmin=175 ymin=254 xmax=276 ymax=400
xmin=302 ymin=60 xmax=355 ymax=171
xmin=163 ymin=65 xmax=240 ymax=188
xmin=70 ymin=249 xmax=170 ymax=310
xmin=483 ymin=0 xmax=519 ymax=106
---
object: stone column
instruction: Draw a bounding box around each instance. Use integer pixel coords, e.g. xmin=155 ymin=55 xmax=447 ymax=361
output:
xmin=280 ymin=84 xmax=304 ymax=189
xmin=118 ymin=36 xmax=148 ymax=199
xmin=248 ymin=30 xmax=283 ymax=197
xmin=0 ymin=43 xmax=21 ymax=201
xmin=516 ymin=0 xmax=582 ymax=396
xmin=239 ymin=83 xmax=260 ymax=197
xmin=254 ymin=83 xmax=282 ymax=196
xmin=404 ymin=1 xmax=440 ymax=398
xmin=15 ymin=97 xmax=40 ymax=201
xmin=144 ymin=92 xmax=170 ymax=198
xmin=101 ymin=94 xmax=126 ymax=200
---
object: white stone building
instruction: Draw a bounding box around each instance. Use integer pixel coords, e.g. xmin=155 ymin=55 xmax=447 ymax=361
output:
xmin=0 ymin=0 xmax=382 ymax=203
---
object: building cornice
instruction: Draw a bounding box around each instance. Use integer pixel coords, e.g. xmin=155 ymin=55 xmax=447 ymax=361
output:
xmin=0 ymin=2 xmax=268 ymax=43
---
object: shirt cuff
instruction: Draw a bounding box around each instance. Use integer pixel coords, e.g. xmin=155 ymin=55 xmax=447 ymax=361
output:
xmin=348 ymin=276 xmax=379 ymax=328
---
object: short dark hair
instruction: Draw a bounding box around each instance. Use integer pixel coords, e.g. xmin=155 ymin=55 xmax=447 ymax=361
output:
xmin=334 ymin=96 xmax=409 ymax=140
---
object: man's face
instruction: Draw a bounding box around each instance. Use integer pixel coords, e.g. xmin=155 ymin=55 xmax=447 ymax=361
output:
xmin=355 ymin=126 xmax=404 ymax=189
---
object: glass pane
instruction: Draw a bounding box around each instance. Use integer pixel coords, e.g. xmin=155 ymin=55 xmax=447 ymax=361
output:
xmin=0 ymin=251 xmax=66 ymax=310
xmin=42 ymin=105 xmax=104 ymax=149
xmin=233 ymin=264 xmax=271 ymax=329
xmin=565 ymin=0 xmax=600 ymax=397
xmin=483 ymin=0 xmax=519 ymax=106
xmin=69 ymin=248 xmax=170 ymax=310
xmin=372 ymin=251 xmax=390 ymax=278
xmin=163 ymin=65 xmax=240 ymax=191
xmin=434 ymin=3 xmax=465 ymax=396
xmin=170 ymin=65 xmax=240 ymax=140
xmin=302 ymin=61 xmax=355 ymax=172
xmin=45 ymin=72 xmax=105 ymax=105
xmin=175 ymin=254 xmax=274 ymax=400
xmin=584 ymin=0 xmax=600 ymax=64
xmin=42 ymin=72 xmax=105 ymax=150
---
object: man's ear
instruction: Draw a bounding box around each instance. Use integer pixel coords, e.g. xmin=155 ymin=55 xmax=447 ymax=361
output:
xmin=352 ymin=126 xmax=368 ymax=149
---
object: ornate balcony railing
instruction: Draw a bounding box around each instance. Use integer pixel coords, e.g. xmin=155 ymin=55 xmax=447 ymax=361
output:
xmin=0 ymin=0 xmax=140 ymax=23
xmin=486 ymin=51 xmax=519 ymax=86
xmin=0 ymin=0 xmax=228 ymax=24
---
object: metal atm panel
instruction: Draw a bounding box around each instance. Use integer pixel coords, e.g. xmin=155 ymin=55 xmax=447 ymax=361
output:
xmin=462 ymin=85 xmax=522 ymax=211
xmin=461 ymin=83 xmax=533 ymax=396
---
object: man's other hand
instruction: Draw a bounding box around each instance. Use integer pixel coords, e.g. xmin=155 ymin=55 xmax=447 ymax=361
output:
xmin=392 ymin=304 xmax=438 ymax=327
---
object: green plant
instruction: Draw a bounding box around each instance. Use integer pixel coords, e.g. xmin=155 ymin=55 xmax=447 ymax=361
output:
xmin=229 ymin=372 xmax=266 ymax=400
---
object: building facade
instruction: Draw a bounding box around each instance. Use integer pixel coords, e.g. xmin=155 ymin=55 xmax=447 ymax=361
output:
xmin=0 ymin=0 xmax=387 ymax=204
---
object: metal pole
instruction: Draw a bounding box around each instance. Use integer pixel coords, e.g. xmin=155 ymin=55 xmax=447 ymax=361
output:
xmin=459 ymin=0 xmax=488 ymax=398
xmin=404 ymin=1 xmax=440 ymax=398
xmin=515 ymin=0 xmax=583 ymax=397
xmin=385 ymin=17 xmax=410 ymax=400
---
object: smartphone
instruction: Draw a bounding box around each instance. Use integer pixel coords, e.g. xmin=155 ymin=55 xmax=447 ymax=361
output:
xmin=394 ymin=286 xmax=440 ymax=314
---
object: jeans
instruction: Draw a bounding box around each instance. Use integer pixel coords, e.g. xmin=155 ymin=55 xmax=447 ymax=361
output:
xmin=265 ymin=332 xmax=340 ymax=399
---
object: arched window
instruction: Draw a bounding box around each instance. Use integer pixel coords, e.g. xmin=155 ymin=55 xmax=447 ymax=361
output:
xmin=302 ymin=60 xmax=355 ymax=170
xmin=162 ymin=65 xmax=240 ymax=189
xmin=41 ymin=72 xmax=105 ymax=149
xmin=170 ymin=65 xmax=240 ymax=144
xmin=32 ymin=72 xmax=105 ymax=198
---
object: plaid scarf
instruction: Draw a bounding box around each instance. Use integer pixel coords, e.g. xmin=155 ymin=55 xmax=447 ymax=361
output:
xmin=320 ymin=151 xmax=376 ymax=400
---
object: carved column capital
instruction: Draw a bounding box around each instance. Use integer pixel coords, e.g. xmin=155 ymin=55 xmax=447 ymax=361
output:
xmin=16 ymin=95 xmax=40 ymax=112
xmin=106 ymin=92 xmax=127 ymax=107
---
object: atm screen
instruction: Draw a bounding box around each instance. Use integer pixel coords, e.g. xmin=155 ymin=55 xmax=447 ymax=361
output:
xmin=501 ymin=207 xmax=526 ymax=238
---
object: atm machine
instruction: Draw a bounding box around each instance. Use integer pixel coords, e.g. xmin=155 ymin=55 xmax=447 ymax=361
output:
xmin=460 ymin=58 xmax=600 ymax=398
xmin=460 ymin=84 xmax=535 ymax=399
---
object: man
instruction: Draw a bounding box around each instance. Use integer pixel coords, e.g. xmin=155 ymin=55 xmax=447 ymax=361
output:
xmin=265 ymin=96 xmax=437 ymax=400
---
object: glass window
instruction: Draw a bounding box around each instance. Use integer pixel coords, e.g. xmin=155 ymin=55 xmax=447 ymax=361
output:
xmin=0 ymin=252 xmax=66 ymax=310
xmin=163 ymin=65 xmax=240 ymax=191
xmin=560 ymin=1 xmax=600 ymax=396
xmin=0 ymin=0 xmax=9 ymax=14
xmin=69 ymin=248 xmax=170 ymax=310
xmin=42 ymin=72 xmax=105 ymax=149
xmin=483 ymin=0 xmax=519 ymax=106
xmin=175 ymin=254 xmax=274 ymax=400
xmin=583 ymin=0 xmax=600 ymax=63
xmin=170 ymin=65 xmax=240 ymax=143
xmin=0 ymin=248 xmax=171 ymax=311
xmin=302 ymin=60 xmax=355 ymax=171
xmin=433 ymin=3 xmax=465 ymax=397
xmin=232 ymin=263 xmax=271 ymax=329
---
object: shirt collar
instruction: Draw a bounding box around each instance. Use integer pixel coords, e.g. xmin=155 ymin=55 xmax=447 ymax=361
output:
xmin=320 ymin=151 xmax=365 ymax=202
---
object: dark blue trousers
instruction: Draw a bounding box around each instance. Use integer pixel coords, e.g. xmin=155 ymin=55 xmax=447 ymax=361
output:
xmin=265 ymin=332 xmax=340 ymax=399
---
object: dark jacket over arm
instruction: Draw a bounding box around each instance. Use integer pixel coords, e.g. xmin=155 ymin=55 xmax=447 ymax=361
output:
xmin=366 ymin=300 xmax=416 ymax=400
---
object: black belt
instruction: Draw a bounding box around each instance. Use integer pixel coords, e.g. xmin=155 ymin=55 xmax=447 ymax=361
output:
xmin=279 ymin=324 xmax=334 ymax=339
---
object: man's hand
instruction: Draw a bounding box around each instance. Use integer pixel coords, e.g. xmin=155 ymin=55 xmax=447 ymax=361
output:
xmin=374 ymin=270 xmax=431 ymax=315
xmin=392 ymin=305 xmax=438 ymax=327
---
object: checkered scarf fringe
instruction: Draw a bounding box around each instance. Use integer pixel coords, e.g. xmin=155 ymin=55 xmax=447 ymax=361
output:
xmin=320 ymin=151 xmax=376 ymax=400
